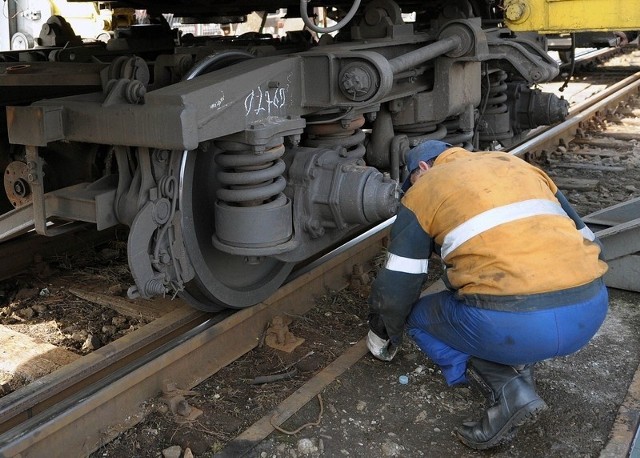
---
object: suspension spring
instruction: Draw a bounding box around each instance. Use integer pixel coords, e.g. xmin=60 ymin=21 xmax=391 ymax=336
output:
xmin=213 ymin=138 xmax=294 ymax=252
xmin=214 ymin=140 xmax=287 ymax=206
xmin=396 ymin=122 xmax=448 ymax=147
xmin=483 ymin=69 xmax=508 ymax=117
xmin=478 ymin=69 xmax=512 ymax=142
xmin=305 ymin=115 xmax=366 ymax=159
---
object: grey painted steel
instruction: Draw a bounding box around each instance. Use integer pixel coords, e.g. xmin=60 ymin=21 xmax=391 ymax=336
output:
xmin=388 ymin=35 xmax=461 ymax=74
xmin=509 ymin=72 xmax=640 ymax=157
xmin=0 ymin=184 xmax=118 ymax=242
xmin=583 ymin=198 xmax=640 ymax=292
xmin=583 ymin=197 xmax=640 ymax=230
xmin=604 ymin=256 xmax=640 ymax=292
xmin=0 ymin=203 xmax=38 ymax=242
xmin=178 ymin=148 xmax=295 ymax=309
xmin=591 ymin=218 xmax=640 ymax=261
xmin=631 ymin=425 xmax=640 ymax=458
xmin=486 ymin=37 xmax=559 ymax=83
xmin=287 ymin=216 xmax=396 ymax=281
xmin=0 ymin=9 xmax=580 ymax=309
xmin=6 ymin=23 xmax=496 ymax=151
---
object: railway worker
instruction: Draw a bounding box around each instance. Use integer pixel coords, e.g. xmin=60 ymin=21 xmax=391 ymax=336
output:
xmin=366 ymin=140 xmax=608 ymax=450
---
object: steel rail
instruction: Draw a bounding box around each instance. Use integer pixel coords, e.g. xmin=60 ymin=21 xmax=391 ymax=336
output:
xmin=0 ymin=222 xmax=391 ymax=457
xmin=509 ymin=71 xmax=640 ymax=158
xmin=0 ymin=305 xmax=207 ymax=434
xmin=557 ymin=47 xmax=621 ymax=70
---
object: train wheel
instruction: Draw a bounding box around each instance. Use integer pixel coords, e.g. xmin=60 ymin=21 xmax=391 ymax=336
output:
xmin=0 ymin=110 xmax=12 ymax=212
xmin=177 ymin=149 xmax=294 ymax=311
xmin=0 ymin=147 xmax=11 ymax=213
xmin=10 ymin=32 xmax=34 ymax=50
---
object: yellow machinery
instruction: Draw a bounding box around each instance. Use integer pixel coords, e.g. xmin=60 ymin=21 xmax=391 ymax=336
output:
xmin=1 ymin=0 xmax=112 ymax=50
xmin=503 ymin=0 xmax=640 ymax=33
xmin=49 ymin=0 xmax=112 ymax=40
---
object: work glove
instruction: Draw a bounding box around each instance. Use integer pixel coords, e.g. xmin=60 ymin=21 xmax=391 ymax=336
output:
xmin=367 ymin=329 xmax=398 ymax=362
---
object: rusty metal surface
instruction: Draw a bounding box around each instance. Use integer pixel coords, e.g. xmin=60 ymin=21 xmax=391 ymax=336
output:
xmin=600 ymin=358 xmax=640 ymax=457
xmin=0 ymin=304 xmax=206 ymax=434
xmin=0 ymin=223 xmax=390 ymax=457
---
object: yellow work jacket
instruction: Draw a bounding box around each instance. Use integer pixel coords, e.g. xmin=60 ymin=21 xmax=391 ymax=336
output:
xmin=402 ymin=147 xmax=608 ymax=297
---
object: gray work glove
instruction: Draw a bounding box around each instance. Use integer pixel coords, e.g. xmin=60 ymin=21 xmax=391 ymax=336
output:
xmin=367 ymin=330 xmax=398 ymax=361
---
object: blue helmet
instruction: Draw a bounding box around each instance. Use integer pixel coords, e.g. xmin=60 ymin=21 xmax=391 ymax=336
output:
xmin=401 ymin=140 xmax=452 ymax=191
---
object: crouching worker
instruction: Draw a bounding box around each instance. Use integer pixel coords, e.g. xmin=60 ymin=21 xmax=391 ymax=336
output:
xmin=367 ymin=140 xmax=608 ymax=450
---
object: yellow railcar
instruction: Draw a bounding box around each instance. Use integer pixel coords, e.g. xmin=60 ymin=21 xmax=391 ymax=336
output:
xmin=503 ymin=0 xmax=640 ymax=33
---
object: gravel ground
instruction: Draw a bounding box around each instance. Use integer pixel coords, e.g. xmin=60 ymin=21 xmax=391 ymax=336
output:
xmin=249 ymin=287 xmax=640 ymax=458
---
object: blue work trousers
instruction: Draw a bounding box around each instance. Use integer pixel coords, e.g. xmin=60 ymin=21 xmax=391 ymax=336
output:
xmin=406 ymin=283 xmax=608 ymax=386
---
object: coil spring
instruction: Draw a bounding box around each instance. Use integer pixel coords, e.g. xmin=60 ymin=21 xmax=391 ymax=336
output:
xmin=214 ymin=140 xmax=286 ymax=206
xmin=396 ymin=122 xmax=447 ymax=147
xmin=305 ymin=115 xmax=366 ymax=158
xmin=483 ymin=69 xmax=508 ymax=116
xmin=396 ymin=121 xmax=475 ymax=149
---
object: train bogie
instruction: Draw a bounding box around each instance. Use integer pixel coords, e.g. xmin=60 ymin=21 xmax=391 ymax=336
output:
xmin=0 ymin=0 xmax=633 ymax=309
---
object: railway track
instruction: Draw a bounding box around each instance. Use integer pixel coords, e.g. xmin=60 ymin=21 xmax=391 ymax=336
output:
xmin=0 ymin=50 xmax=640 ymax=457
xmin=0 ymin=223 xmax=391 ymax=456
xmin=556 ymin=46 xmax=631 ymax=73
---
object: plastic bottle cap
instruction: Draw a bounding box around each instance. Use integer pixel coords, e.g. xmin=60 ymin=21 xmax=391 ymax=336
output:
xmin=399 ymin=375 xmax=409 ymax=384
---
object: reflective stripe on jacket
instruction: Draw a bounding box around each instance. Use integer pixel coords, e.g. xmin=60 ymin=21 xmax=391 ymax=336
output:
xmin=402 ymin=147 xmax=608 ymax=297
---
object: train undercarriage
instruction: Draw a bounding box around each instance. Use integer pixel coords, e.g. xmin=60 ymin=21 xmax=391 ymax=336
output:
xmin=0 ymin=0 xmax=573 ymax=310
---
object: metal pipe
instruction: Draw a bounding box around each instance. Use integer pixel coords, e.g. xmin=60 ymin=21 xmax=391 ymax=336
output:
xmin=388 ymin=35 xmax=462 ymax=74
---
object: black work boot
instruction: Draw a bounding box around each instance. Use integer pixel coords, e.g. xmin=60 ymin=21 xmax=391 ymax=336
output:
xmin=455 ymin=358 xmax=548 ymax=450
xmin=467 ymin=362 xmax=536 ymax=405
xmin=516 ymin=364 xmax=535 ymax=390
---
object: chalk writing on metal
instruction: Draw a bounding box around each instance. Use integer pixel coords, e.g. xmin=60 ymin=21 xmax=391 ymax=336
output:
xmin=244 ymin=86 xmax=287 ymax=116
xmin=210 ymin=92 xmax=225 ymax=110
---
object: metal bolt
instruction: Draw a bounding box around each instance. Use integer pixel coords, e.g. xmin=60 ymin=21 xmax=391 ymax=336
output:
xmin=176 ymin=399 xmax=192 ymax=417
xmin=505 ymin=2 xmax=527 ymax=21
xmin=13 ymin=179 xmax=29 ymax=197
xmin=155 ymin=149 xmax=170 ymax=162
xmin=125 ymin=80 xmax=146 ymax=104
xmin=341 ymin=67 xmax=371 ymax=98
xmin=153 ymin=198 xmax=171 ymax=224
xmin=530 ymin=70 xmax=542 ymax=81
